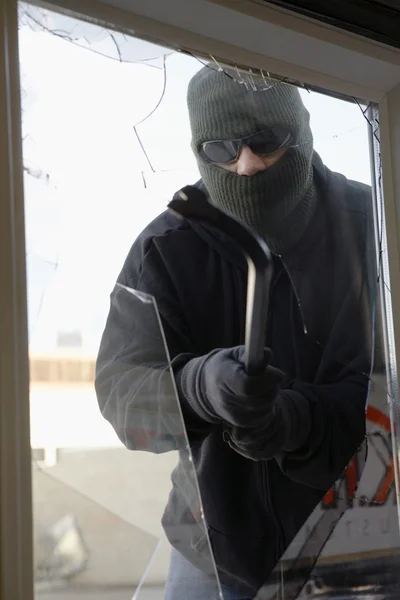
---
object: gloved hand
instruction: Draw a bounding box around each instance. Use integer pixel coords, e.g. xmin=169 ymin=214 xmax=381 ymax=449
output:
xmin=178 ymin=345 xmax=285 ymax=429
xmin=224 ymin=409 xmax=288 ymax=461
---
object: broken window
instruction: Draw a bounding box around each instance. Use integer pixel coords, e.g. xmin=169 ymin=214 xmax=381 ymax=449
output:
xmin=19 ymin=3 xmax=398 ymax=599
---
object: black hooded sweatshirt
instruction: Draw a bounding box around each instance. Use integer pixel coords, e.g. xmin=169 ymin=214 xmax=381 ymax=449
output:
xmin=95 ymin=154 xmax=377 ymax=595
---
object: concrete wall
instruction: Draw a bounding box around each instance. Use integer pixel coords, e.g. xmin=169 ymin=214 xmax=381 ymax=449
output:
xmin=31 ymin=382 xmax=180 ymax=586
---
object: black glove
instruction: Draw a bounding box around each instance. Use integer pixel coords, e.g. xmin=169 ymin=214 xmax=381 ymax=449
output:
xmin=224 ymin=399 xmax=291 ymax=461
xmin=178 ymin=345 xmax=311 ymax=460
xmin=178 ymin=345 xmax=285 ymax=429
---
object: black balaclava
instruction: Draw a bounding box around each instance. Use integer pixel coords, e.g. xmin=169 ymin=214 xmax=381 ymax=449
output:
xmin=187 ymin=67 xmax=316 ymax=254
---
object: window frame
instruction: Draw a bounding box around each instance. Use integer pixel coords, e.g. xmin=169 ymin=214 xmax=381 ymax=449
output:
xmin=3 ymin=0 xmax=400 ymax=593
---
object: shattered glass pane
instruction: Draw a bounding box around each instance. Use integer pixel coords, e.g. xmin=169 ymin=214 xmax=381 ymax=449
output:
xmin=19 ymin=3 xmax=221 ymax=599
xmin=19 ymin=4 xmax=172 ymax=67
xmin=19 ymin=1 xmax=400 ymax=599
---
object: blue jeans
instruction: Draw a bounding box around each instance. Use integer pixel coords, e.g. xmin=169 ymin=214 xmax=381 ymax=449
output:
xmin=164 ymin=548 xmax=252 ymax=600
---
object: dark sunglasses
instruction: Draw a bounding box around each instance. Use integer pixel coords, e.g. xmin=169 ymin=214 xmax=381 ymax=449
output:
xmin=201 ymin=126 xmax=293 ymax=165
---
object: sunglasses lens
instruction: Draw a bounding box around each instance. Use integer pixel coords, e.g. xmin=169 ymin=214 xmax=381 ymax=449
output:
xmin=202 ymin=127 xmax=293 ymax=165
xmin=202 ymin=140 xmax=239 ymax=164
xmin=249 ymin=127 xmax=292 ymax=157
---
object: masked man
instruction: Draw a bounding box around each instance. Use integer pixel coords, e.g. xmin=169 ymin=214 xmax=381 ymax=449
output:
xmin=96 ymin=66 xmax=376 ymax=599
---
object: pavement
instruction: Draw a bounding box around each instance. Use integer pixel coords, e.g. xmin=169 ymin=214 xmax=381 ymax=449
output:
xmin=34 ymin=582 xmax=397 ymax=600
xmin=36 ymin=588 xmax=394 ymax=600
xmin=36 ymin=586 xmax=164 ymax=600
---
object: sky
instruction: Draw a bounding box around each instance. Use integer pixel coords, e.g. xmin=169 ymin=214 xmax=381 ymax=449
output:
xmin=18 ymin=7 xmax=372 ymax=355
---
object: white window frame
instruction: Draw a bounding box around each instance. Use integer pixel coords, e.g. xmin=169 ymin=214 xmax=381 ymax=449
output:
xmin=2 ymin=0 xmax=400 ymax=595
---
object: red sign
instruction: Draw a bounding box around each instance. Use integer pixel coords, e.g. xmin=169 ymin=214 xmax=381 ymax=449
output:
xmin=323 ymin=406 xmax=395 ymax=508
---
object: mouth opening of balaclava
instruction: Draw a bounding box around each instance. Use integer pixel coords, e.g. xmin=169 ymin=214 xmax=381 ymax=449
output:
xmin=187 ymin=66 xmax=317 ymax=254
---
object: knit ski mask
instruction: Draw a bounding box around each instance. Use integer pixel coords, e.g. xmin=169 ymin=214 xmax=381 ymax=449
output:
xmin=187 ymin=67 xmax=316 ymax=254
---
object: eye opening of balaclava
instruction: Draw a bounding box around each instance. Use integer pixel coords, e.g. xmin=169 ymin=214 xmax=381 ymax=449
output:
xmin=186 ymin=66 xmax=317 ymax=254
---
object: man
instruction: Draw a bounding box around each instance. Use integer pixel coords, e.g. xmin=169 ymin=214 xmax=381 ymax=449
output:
xmin=95 ymin=66 xmax=376 ymax=599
